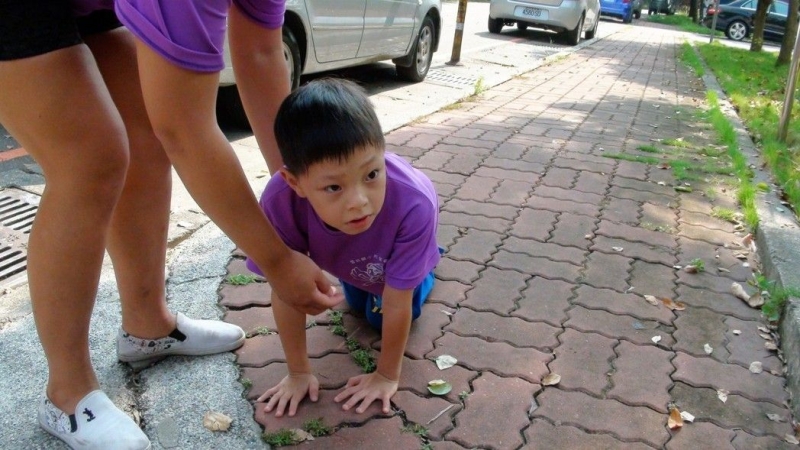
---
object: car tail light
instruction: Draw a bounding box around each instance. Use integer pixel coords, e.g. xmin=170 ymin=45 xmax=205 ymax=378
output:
xmin=623 ymin=0 xmax=631 ymax=3
xmin=707 ymin=7 xmax=717 ymax=14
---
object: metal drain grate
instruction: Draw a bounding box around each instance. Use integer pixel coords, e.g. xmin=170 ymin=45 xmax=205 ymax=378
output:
xmin=425 ymin=69 xmax=481 ymax=88
xmin=0 ymin=188 xmax=38 ymax=283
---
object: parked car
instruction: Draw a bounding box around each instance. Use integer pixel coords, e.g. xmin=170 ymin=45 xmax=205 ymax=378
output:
xmin=488 ymin=0 xmax=601 ymax=45
xmin=600 ymin=0 xmax=638 ymax=23
xmin=703 ymin=0 xmax=789 ymax=41
xmin=633 ymin=0 xmax=643 ymax=18
xmin=218 ymin=0 xmax=442 ymax=127
xmin=648 ymin=0 xmax=676 ymax=15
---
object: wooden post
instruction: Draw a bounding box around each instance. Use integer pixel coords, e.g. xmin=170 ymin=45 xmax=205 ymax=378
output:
xmin=447 ymin=0 xmax=469 ymax=65
xmin=779 ymin=23 xmax=800 ymax=142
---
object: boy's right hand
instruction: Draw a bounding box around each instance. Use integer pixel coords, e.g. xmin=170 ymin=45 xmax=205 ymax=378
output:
xmin=264 ymin=250 xmax=343 ymax=315
xmin=258 ymin=373 xmax=320 ymax=417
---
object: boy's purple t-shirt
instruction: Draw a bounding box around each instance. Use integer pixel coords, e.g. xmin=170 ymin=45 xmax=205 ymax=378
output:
xmin=247 ymin=153 xmax=440 ymax=296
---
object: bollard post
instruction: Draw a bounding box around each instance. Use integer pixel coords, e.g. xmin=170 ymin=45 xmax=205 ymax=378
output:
xmin=709 ymin=0 xmax=719 ymax=43
xmin=446 ymin=0 xmax=469 ymax=66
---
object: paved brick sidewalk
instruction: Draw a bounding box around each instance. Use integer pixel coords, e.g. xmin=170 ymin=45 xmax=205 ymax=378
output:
xmin=221 ymin=25 xmax=795 ymax=449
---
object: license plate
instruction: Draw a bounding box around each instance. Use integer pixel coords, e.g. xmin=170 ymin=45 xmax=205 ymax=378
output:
xmin=517 ymin=6 xmax=548 ymax=20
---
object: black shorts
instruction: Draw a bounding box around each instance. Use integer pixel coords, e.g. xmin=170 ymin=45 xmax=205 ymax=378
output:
xmin=0 ymin=0 xmax=122 ymax=61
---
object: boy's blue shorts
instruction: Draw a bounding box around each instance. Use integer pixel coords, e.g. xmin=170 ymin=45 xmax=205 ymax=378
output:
xmin=340 ymin=271 xmax=436 ymax=331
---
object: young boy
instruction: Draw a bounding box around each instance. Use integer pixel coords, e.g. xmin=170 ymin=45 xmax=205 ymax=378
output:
xmin=246 ymin=79 xmax=441 ymax=417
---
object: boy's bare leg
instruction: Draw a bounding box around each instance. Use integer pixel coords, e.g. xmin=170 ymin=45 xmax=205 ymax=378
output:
xmin=0 ymin=45 xmax=129 ymax=413
xmin=85 ymin=28 xmax=175 ymax=338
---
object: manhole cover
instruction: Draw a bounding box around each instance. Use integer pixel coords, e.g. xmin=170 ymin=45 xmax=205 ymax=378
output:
xmin=0 ymin=188 xmax=38 ymax=285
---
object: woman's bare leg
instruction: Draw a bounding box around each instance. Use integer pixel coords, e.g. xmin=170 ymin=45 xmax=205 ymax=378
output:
xmin=0 ymin=45 xmax=129 ymax=413
xmin=85 ymin=29 xmax=175 ymax=339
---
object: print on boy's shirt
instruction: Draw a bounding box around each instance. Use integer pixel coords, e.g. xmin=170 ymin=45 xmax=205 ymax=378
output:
xmin=349 ymin=254 xmax=388 ymax=286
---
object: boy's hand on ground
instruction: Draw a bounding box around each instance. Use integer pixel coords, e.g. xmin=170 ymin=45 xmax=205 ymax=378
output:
xmin=334 ymin=372 xmax=398 ymax=414
xmin=265 ymin=250 xmax=343 ymax=315
xmin=257 ymin=373 xmax=319 ymax=417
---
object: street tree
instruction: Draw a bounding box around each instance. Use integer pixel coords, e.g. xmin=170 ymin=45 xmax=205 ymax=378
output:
xmin=750 ymin=0 xmax=773 ymax=52
xmin=777 ymin=0 xmax=798 ymax=65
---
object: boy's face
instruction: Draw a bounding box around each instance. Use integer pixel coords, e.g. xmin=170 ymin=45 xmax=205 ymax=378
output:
xmin=281 ymin=145 xmax=386 ymax=235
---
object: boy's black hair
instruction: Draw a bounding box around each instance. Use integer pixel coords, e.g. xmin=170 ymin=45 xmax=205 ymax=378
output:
xmin=274 ymin=78 xmax=385 ymax=175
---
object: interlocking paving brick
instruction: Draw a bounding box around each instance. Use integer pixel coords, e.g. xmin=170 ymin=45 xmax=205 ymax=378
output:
xmin=673 ymin=308 xmax=730 ymax=362
xmin=442 ymin=136 xmax=497 ymax=150
xmin=225 ymin=257 xmax=263 ymax=278
xmin=224 ymin=306 xmax=276 ymax=337
xmin=405 ymin=132 xmax=447 ymax=149
xmin=428 ymin=333 xmax=551 ymax=383
xmin=509 ymin=208 xmax=558 ymax=241
xmin=534 ymin=184 xmax=604 ymax=205
xmin=573 ymin=171 xmax=610 ymax=195
xmin=427 ymin=279 xmax=470 ymax=308
xmin=550 ymin=328 xmax=615 ymax=396
xmin=680 ymin=214 xmax=744 ymax=242
xmin=607 ymin=340 xmax=674 ymax=413
xmin=676 ymin=285 xmax=761 ymax=321
xmin=437 ymin=223 xmax=460 ymax=250
xmin=387 ymin=143 xmax=425 ymax=160
xmin=397 ymin=357 xmax=478 ymax=404
xmin=422 ymin=168 xmax=466 ymax=187
xmin=670 ymin=383 xmax=794 ymax=438
xmin=573 ymin=285 xmax=675 ymax=324
xmin=439 ymin=210 xmax=512 ymax=233
xmin=446 ymin=307 xmax=560 ymax=350
xmin=443 ymin=198 xmax=520 ymax=220
xmin=514 ymin=277 xmax=575 ymax=327
xmin=581 ymin=251 xmax=632 ymax=292
xmin=681 ymin=210 xmax=738 ymax=233
xmin=677 ymin=237 xmax=753 ymax=282
xmin=461 ymin=266 xmax=527 ymax=315
xmin=609 ymin=185 xmax=675 ymax=206
xmin=443 ymin=153 xmax=486 ymax=176
xmin=477 ymin=160 xmax=545 ymax=178
xmin=501 ymin=236 xmax=586 ymax=265
xmin=446 ymin=372 xmax=539 ymax=450
xmin=596 ymin=220 xmax=678 ymax=249
xmin=611 ymin=176 xmax=676 ymax=196
xmin=219 ymin=282 xmax=271 ymax=308
xmin=724 ymin=317 xmax=783 ymax=374
xmin=391 ymin=391 xmax=460 ymax=440
xmin=242 ymin=353 xmax=362 ymax=399
xmin=255 ymin=389 xmax=387 ymax=433
xmin=492 ymin=250 xmax=582 ymax=283
xmin=487 ymin=179 xmax=534 ymax=207
xmin=454 ymin=175 xmax=497 ymax=202
xmin=565 ymin=306 xmax=676 ymax=347
xmin=677 ymin=270 xmax=750 ymax=296
xmin=415 ymin=150 xmax=455 ymax=172
xmin=672 ymin=352 xmax=788 ymax=405
xmin=523 ymin=420 xmax=652 ymax=450
xmin=641 ymin=202 xmax=678 ymax=228
xmin=433 ymin=258 xmax=482 ymax=284
xmin=395 ymin=303 xmax=453 ymax=359
xmin=494 ymin=141 xmax=530 ymax=160
xmin=531 ymin=389 xmax=670 ymax=447
xmin=732 ymin=430 xmax=798 ymax=450
xmin=343 ymin=313 xmax=381 ymax=350
xmin=629 ymin=260 xmax=676 ymax=299
xmin=552 ymin=155 xmax=615 ymax=173
xmin=550 ymin=212 xmax=597 ymax=249
xmin=599 ymin=197 xmax=641 ymax=225
xmin=295 ymin=415 xmax=420 ymax=449
xmin=664 ymin=421 xmax=736 ymax=450
xmin=447 ymin=229 xmax=503 ymax=264
xmin=526 ymin=195 xmax=601 ymax=217
xmin=590 ymin=235 xmax=676 ymax=266
xmin=539 ymin=167 xmax=578 ymax=189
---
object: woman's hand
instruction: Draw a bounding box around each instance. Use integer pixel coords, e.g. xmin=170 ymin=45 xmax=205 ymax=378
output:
xmin=333 ymin=372 xmax=398 ymax=414
xmin=257 ymin=373 xmax=319 ymax=417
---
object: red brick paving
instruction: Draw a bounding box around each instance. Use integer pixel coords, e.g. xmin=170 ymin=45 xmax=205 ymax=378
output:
xmin=218 ymin=25 xmax=796 ymax=449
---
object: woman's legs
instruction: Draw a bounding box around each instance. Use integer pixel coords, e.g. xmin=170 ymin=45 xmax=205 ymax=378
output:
xmin=0 ymin=45 xmax=129 ymax=414
xmin=84 ymin=28 xmax=176 ymax=339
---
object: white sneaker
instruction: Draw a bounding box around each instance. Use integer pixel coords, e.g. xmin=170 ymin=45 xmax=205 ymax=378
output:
xmin=38 ymin=390 xmax=150 ymax=450
xmin=117 ymin=312 xmax=245 ymax=369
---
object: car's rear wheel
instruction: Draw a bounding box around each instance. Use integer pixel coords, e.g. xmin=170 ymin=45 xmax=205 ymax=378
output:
xmin=726 ymin=20 xmax=748 ymax=41
xmin=397 ymin=16 xmax=434 ymax=82
xmin=216 ymin=26 xmax=302 ymax=129
xmin=585 ymin=16 xmax=598 ymax=39
xmin=623 ymin=10 xmax=633 ymax=23
xmin=517 ymin=22 xmax=528 ymax=30
xmin=634 ymin=9 xmax=642 ymax=18
xmin=489 ymin=17 xmax=504 ymax=33
xmin=564 ymin=13 xmax=584 ymax=46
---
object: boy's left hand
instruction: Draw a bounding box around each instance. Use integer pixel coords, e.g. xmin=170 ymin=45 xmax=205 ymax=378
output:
xmin=333 ymin=372 xmax=398 ymax=414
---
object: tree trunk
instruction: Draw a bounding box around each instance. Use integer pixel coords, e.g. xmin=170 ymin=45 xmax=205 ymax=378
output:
xmin=777 ymin=0 xmax=798 ymax=65
xmin=690 ymin=0 xmax=699 ymax=22
xmin=750 ymin=0 xmax=772 ymax=52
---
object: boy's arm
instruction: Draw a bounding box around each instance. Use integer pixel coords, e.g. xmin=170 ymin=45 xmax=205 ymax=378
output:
xmin=335 ymin=285 xmax=413 ymax=414
xmin=257 ymin=291 xmax=318 ymax=417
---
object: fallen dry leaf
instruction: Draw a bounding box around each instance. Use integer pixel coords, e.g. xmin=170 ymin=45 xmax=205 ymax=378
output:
xmin=767 ymin=413 xmax=786 ymax=422
xmin=758 ymin=325 xmax=771 ymax=333
xmin=683 ymin=265 xmax=699 ymax=274
xmin=203 ymin=411 xmax=232 ymax=432
xmin=612 ymin=246 xmax=624 ymax=252
xmin=435 ymin=355 xmax=457 ymax=370
xmin=732 ymin=329 xmax=742 ymax=335
xmin=291 ymin=429 xmax=315 ymax=443
xmin=680 ymin=411 xmax=695 ymax=423
xmin=661 ymin=298 xmax=686 ymax=311
xmin=718 ymin=267 xmax=731 ymax=273
xmin=750 ymin=361 xmax=763 ymax=374
xmin=717 ymin=389 xmax=729 ymax=403
xmin=652 ymin=335 xmax=662 ymax=344
xmin=644 ymin=295 xmax=659 ymax=306
xmin=542 ymin=373 xmax=561 ymax=386
xmin=731 ymin=282 xmax=751 ymax=303
xmin=668 ymin=406 xmax=684 ymax=429
xmin=747 ymin=292 xmax=765 ymax=308
xmin=785 ymin=434 xmax=800 ymax=445
xmin=704 ymin=344 xmax=713 ymax=355
xmin=766 ymin=342 xmax=779 ymax=351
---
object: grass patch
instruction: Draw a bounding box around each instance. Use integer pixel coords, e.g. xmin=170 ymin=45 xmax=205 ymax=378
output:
xmin=648 ymin=13 xmax=721 ymax=36
xmin=697 ymin=42 xmax=800 ymax=221
xmin=662 ymin=137 xmax=692 ymax=148
xmin=245 ymin=326 xmax=273 ymax=338
xmin=240 ymin=378 xmax=252 ymax=390
xmin=226 ymin=274 xmax=258 ymax=285
xmin=262 ymin=429 xmax=298 ymax=446
xmin=402 ymin=424 xmax=428 ymax=437
xmin=303 ymin=418 xmax=332 ymax=437
xmin=755 ymin=274 xmax=800 ymax=322
xmin=637 ymin=144 xmax=661 ymax=153
xmin=688 ymin=258 xmax=706 ymax=272
xmin=351 ymin=347 xmax=377 ymax=373
xmin=473 ymin=76 xmax=487 ymax=96
xmin=711 ymin=207 xmax=738 ymax=223
xmin=604 ymin=153 xmax=661 ymax=165
xmin=677 ymin=41 xmax=705 ymax=77
xmin=641 ymin=222 xmax=676 ymax=234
